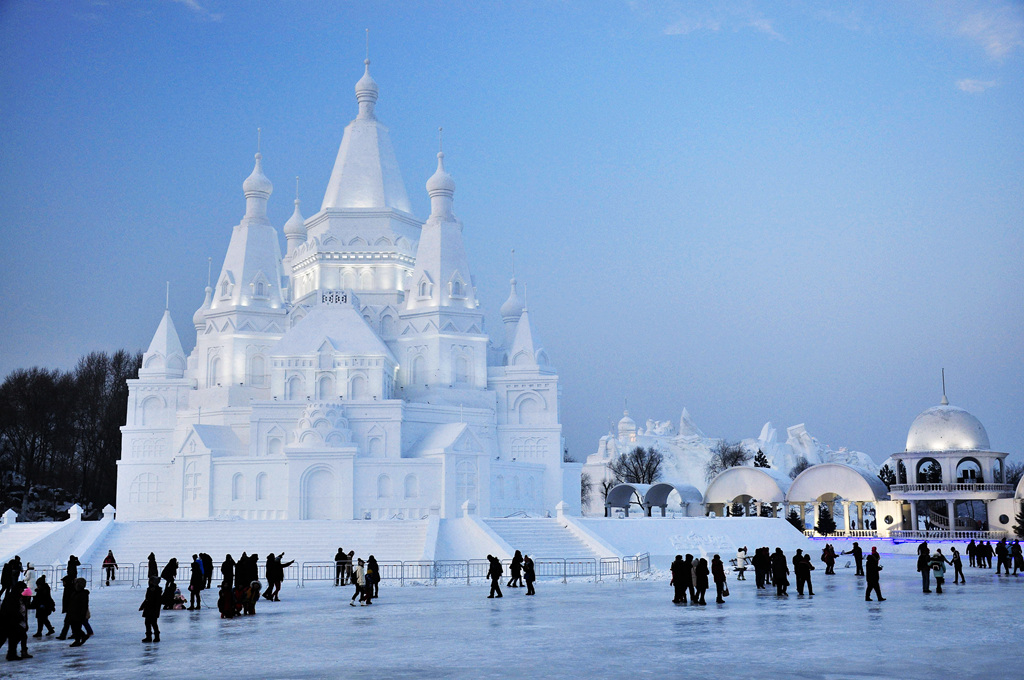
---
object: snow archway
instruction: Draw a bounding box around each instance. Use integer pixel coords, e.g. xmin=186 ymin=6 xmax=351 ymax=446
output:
xmin=786 ymin=463 xmax=887 ymax=504
xmin=704 ymin=467 xmax=788 ymax=517
xmin=644 ymin=482 xmax=703 ymax=517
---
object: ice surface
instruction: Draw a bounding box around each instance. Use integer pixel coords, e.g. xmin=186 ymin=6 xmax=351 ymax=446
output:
xmin=3 ymin=555 xmax=1021 ymax=679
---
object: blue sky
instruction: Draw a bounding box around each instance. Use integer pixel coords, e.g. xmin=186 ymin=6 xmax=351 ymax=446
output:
xmin=1 ymin=0 xmax=1022 ymax=464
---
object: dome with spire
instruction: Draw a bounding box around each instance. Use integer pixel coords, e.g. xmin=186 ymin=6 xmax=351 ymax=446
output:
xmin=426 ymin=151 xmax=455 ymax=196
xmin=193 ymin=286 xmax=212 ymax=329
xmin=355 ymin=59 xmax=379 ymax=102
xmin=618 ymin=410 xmax=637 ymax=439
xmin=500 ymin=278 xmax=525 ymax=321
xmin=905 ymin=403 xmax=991 ymax=452
xmin=284 ymin=198 xmax=305 ymax=238
xmin=243 ymin=152 xmax=273 ymax=197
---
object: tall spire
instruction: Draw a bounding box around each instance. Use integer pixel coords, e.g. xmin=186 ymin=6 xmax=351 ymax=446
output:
xmin=941 ymin=368 xmax=949 ymax=405
xmin=242 ymin=130 xmax=273 ymax=222
xmin=284 ymin=175 xmax=306 ymax=254
xmin=426 ymin=129 xmax=455 ymax=220
xmin=355 ymin=30 xmax=379 ymax=120
xmin=140 ymin=306 xmax=186 ymax=379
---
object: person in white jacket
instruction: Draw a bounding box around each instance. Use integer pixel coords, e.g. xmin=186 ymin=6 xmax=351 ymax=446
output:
xmin=735 ymin=548 xmax=748 ymax=580
xmin=349 ymin=559 xmax=365 ymax=607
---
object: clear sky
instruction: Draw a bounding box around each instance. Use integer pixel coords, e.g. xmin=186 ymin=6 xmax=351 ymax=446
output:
xmin=1 ymin=0 xmax=1021 ymax=466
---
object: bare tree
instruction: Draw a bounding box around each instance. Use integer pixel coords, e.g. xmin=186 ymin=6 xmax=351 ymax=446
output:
xmin=609 ymin=446 xmax=663 ymax=485
xmin=580 ymin=472 xmax=593 ymax=513
xmin=789 ymin=457 xmax=812 ymax=479
xmin=1005 ymin=461 xmax=1024 ymax=488
xmin=705 ymin=441 xmax=750 ymax=482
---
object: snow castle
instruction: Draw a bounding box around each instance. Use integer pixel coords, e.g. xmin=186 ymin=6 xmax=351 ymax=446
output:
xmin=116 ymin=57 xmax=580 ymax=523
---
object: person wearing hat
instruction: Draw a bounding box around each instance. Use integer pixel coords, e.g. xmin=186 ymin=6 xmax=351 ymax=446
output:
xmin=139 ymin=577 xmax=162 ymax=643
xmin=32 ymin=575 xmax=55 ymax=637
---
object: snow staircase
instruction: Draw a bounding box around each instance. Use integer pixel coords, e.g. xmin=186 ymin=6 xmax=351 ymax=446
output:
xmin=81 ymin=519 xmax=429 ymax=568
xmin=483 ymin=518 xmax=602 ymax=560
xmin=0 ymin=522 xmax=62 ymax=562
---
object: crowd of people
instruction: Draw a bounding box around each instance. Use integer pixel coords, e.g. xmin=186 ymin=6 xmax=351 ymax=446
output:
xmin=0 ymin=554 xmax=91 ymax=660
xmin=484 ymin=551 xmax=537 ymax=598
xmin=965 ymin=538 xmax=1023 ymax=574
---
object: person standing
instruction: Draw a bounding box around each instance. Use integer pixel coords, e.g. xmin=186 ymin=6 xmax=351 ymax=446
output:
xmin=995 ymin=539 xmax=1009 ymax=575
xmin=771 ymin=548 xmax=789 ymax=596
xmin=221 ymin=554 xmax=235 ymax=591
xmin=367 ymin=556 xmax=380 ymax=599
xmin=508 ymin=550 xmax=524 ymax=588
xmin=752 ymin=548 xmax=767 ymax=590
xmin=950 ymin=547 xmax=965 ymax=584
xmin=735 ymin=547 xmax=748 ymax=580
xmin=0 ymin=583 xmax=29 ymax=660
xmin=486 ymin=555 xmax=503 ymax=599
xmin=161 ymin=558 xmax=178 ymax=587
xmin=346 ymin=551 xmax=356 ymax=586
xmin=842 ymin=542 xmax=864 ymax=576
xmin=711 ymin=555 xmax=728 ymax=604
xmin=1011 ymin=540 xmax=1023 ymax=576
xmin=147 ymin=553 xmax=158 ymax=580
xmin=670 ymin=555 xmax=687 ymax=604
xmin=66 ymin=555 xmax=80 ymax=581
xmin=56 ymin=575 xmax=74 ymax=639
xmin=350 ymin=558 xmax=365 ymax=606
xmin=200 ymin=553 xmax=213 ymax=590
xmin=334 ymin=548 xmax=346 ymax=586
xmin=31 ymin=576 xmax=55 ymax=637
xmin=140 ymin=577 xmax=162 ymax=643
xmin=67 ymin=578 xmax=89 ymax=647
xmin=523 ymin=555 xmax=536 ymax=596
xmin=865 ymin=547 xmax=885 ymax=602
xmin=966 ymin=540 xmax=977 ymax=568
xmin=917 ymin=542 xmax=932 ymax=593
xmin=265 ymin=552 xmax=294 ymax=602
xmin=188 ymin=554 xmax=204 ymax=610
xmin=694 ymin=558 xmax=709 ymax=605
xmin=795 ymin=553 xmax=813 ymax=596
xmin=363 ymin=559 xmax=377 ymax=606
xmin=931 ymin=549 xmax=950 ymax=594
xmin=680 ymin=555 xmax=695 ymax=602
xmin=102 ymin=551 xmax=118 ymax=586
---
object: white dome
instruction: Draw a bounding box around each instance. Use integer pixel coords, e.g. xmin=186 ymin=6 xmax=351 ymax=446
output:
xmin=242 ymin=152 xmax=273 ymax=196
xmin=426 ymin=151 xmax=455 ymax=195
xmin=500 ymin=278 xmax=525 ymax=320
xmin=284 ymin=199 xmax=305 ymax=237
xmin=617 ymin=410 xmax=636 ymax=435
xmin=905 ymin=404 xmax=990 ymax=452
xmin=355 ymin=60 xmax=378 ymax=100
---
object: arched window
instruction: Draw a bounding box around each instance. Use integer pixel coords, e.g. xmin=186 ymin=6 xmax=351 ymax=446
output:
xmin=267 ymin=437 xmax=283 ymax=457
xmin=183 ymin=462 xmax=201 ymax=502
xmin=380 ymin=315 xmax=395 ymax=337
xmin=916 ymin=458 xmax=942 ymax=484
xmin=526 ymin=477 xmax=535 ymax=500
xmin=360 ymin=269 xmax=374 ymax=289
xmin=404 ymin=474 xmax=419 ymax=499
xmin=451 ymin=279 xmax=463 ymax=297
xmin=256 ymin=473 xmax=267 ymax=501
xmin=956 ymin=458 xmax=983 ymax=483
xmin=495 ymin=475 xmax=505 ymax=500
xmin=249 ymin=355 xmax=266 ymax=386
xmin=232 ymin=473 xmax=244 ymax=501
xmin=286 ymin=376 xmax=303 ymax=400
xmin=140 ymin=396 xmax=163 ymax=427
xmin=456 ymin=461 xmax=477 ymax=506
xmin=411 ymin=355 xmax=425 ymax=385
xmin=377 ymin=474 xmax=392 ymax=499
xmin=897 ymin=461 xmax=908 ymax=485
xmin=517 ymin=396 xmax=544 ymax=425
xmin=208 ymin=357 xmax=221 ymax=387
xmin=318 ymin=374 xmax=334 ymax=400
xmin=129 ymin=473 xmax=161 ymax=503
xmin=350 ymin=374 xmax=367 ymax=399
xmin=994 ymin=458 xmax=1004 ymax=484
xmin=513 ymin=476 xmax=521 ymax=500
xmin=419 ymin=280 xmax=429 ymax=297
xmin=454 ymin=355 xmax=470 ymax=384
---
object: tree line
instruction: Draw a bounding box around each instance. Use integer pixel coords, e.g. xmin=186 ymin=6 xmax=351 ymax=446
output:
xmin=0 ymin=350 xmax=141 ymax=520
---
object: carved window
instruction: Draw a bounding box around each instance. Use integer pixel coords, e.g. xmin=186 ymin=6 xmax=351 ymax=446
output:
xmin=183 ymin=462 xmax=201 ymax=502
xmin=129 ymin=473 xmax=161 ymax=503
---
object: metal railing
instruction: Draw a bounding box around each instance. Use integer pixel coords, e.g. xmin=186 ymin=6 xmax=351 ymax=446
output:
xmin=889 ymin=483 xmax=1014 ymax=494
xmin=53 ymin=564 xmax=92 ymax=590
xmin=804 ymin=529 xmax=878 ymax=538
xmin=890 ymin=529 xmax=1008 ymax=541
xmin=98 ymin=562 xmax=135 ymax=588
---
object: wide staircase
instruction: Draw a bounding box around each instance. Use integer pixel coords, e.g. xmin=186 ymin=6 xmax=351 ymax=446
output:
xmin=81 ymin=519 xmax=429 ymax=570
xmin=484 ymin=518 xmax=602 ymax=560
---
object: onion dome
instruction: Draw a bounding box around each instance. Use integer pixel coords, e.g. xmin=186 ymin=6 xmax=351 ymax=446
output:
xmin=905 ymin=403 xmax=991 ymax=452
xmin=284 ymin=197 xmax=305 ymax=238
xmin=500 ymin=278 xmax=525 ymax=322
xmin=243 ymin=152 xmax=273 ymax=197
xmin=617 ymin=410 xmax=637 ymax=438
xmin=193 ymin=285 xmax=213 ymax=330
xmin=355 ymin=59 xmax=379 ymax=119
xmin=426 ymin=151 xmax=455 ymax=220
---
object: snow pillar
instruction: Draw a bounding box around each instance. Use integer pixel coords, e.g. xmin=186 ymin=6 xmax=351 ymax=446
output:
xmin=555 ymin=501 xmax=568 ymax=520
xmin=67 ymin=504 xmax=83 ymax=521
xmin=813 ymin=503 xmax=820 ymax=533
xmin=946 ymin=499 xmax=956 ymax=533
xmin=909 ymin=501 xmax=918 ymax=531
xmin=1 ymin=509 xmax=16 ymax=525
xmin=102 ymin=504 xmax=116 ymax=520
xmin=842 ymin=501 xmax=851 ymax=533
xmin=856 ymin=503 xmax=864 ymax=531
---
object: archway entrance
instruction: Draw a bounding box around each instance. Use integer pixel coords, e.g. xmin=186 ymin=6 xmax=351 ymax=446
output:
xmin=303 ymin=468 xmax=335 ymax=520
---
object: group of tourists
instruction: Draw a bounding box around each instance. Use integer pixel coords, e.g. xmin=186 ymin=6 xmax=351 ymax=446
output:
xmin=966 ymin=538 xmax=1023 ymax=575
xmin=1 ymin=554 xmax=91 ymax=661
xmin=669 ymin=554 xmax=721 ymax=604
xmin=485 ymin=550 xmax=537 ymax=598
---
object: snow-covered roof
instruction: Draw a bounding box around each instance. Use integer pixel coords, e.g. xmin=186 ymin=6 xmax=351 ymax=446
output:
xmin=407 ymin=423 xmax=479 ymax=457
xmin=645 ymin=481 xmax=703 ymax=506
xmin=704 ymin=467 xmax=788 ymax=505
xmin=189 ymin=425 xmax=244 ymax=455
xmin=139 ymin=309 xmax=186 ymax=379
xmin=905 ymin=403 xmax=990 ymax=453
xmin=786 ymin=463 xmax=888 ymax=503
xmin=270 ymin=304 xmax=396 ymax=362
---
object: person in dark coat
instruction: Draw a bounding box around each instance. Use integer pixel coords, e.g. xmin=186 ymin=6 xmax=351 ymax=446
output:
xmin=950 ymin=547 xmax=965 ymax=584
xmin=221 ymin=554 xmax=235 ymax=590
xmin=236 ymin=553 xmax=249 ymax=585
xmin=218 ymin=582 xmax=235 ymax=619
xmin=486 ymin=555 xmax=503 ymax=598
xmin=711 ymin=555 xmax=727 ymax=604
xmin=771 ymin=548 xmax=789 ymax=596
xmin=0 ymin=585 xmax=27 ymax=660
xmin=0 ymin=558 xmax=13 ymax=600
xmin=670 ymin=555 xmax=688 ymax=604
xmin=1012 ymin=541 xmax=1023 ymax=575
xmin=994 ymin=539 xmax=1009 ymax=575
xmin=367 ymin=556 xmax=380 ymax=599
xmin=679 ymin=555 xmax=695 ymax=601
xmin=161 ymin=580 xmax=176 ymax=610
xmin=102 ymin=551 xmax=118 ymax=586
xmin=917 ymin=542 xmax=932 ymax=592
xmin=140 ymin=577 xmax=162 ymax=642
xmin=693 ymin=558 xmax=709 ymax=605
xmin=56 ymin=575 xmax=75 ymax=639
xmin=842 ymin=542 xmax=864 ymax=576
xmin=66 ymin=555 xmax=80 ymax=581
xmin=751 ymin=548 xmax=767 ymax=590
xmin=795 ymin=554 xmax=815 ymax=596
xmin=161 ymin=558 xmax=178 ymax=586
xmin=966 ymin=540 xmax=976 ymax=567
xmin=148 ymin=553 xmax=158 ymax=580
xmin=67 ymin=578 xmax=89 ymax=647
xmin=507 ymin=551 xmax=524 ymax=588
xmin=523 ymin=555 xmax=536 ymax=596
xmin=865 ymin=547 xmax=885 ymax=601
xmin=334 ymin=548 xmax=347 ymax=586
xmin=200 ymin=553 xmax=213 ymax=590
xmin=263 ymin=552 xmax=294 ymax=601
xmin=32 ymin=575 xmax=55 ymax=637
xmin=188 ymin=555 xmax=204 ymax=610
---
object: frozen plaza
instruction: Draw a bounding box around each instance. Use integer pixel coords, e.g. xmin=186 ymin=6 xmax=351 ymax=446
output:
xmin=2 ymin=553 xmax=1022 ymax=680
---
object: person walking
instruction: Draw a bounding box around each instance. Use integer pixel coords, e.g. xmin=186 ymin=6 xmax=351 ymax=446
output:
xmin=865 ymin=547 xmax=885 ymax=602
xmin=1011 ymin=541 xmax=1023 ymax=576
xmin=508 ymin=550 xmax=524 ymax=588
xmin=31 ymin=576 xmax=55 ymax=637
xmin=694 ymin=558 xmax=710 ymax=605
xmin=56 ymin=575 xmax=75 ymax=639
xmin=103 ymin=551 xmax=118 ymax=586
xmin=842 ymin=542 xmax=864 ymax=576
xmin=367 ymin=556 xmax=380 ymax=599
xmin=188 ymin=554 xmax=204 ymax=610
xmin=670 ymin=555 xmax=688 ymax=604
xmin=995 ymin=539 xmax=1009 ymax=575
xmin=931 ymin=549 xmax=950 ymax=594
xmin=950 ymin=547 xmax=965 ymax=584
xmin=752 ymin=548 xmax=767 ymax=590
xmin=966 ymin=539 xmax=977 ymax=568
xmin=363 ymin=558 xmax=378 ymax=606
xmin=917 ymin=542 xmax=932 ymax=593
xmin=771 ymin=548 xmax=790 ymax=596
xmin=200 ymin=553 xmax=213 ymax=590
xmin=711 ymin=555 xmax=728 ymax=604
xmin=339 ymin=548 xmax=352 ymax=585
xmin=735 ymin=547 xmax=748 ymax=580
xmin=350 ymin=558 xmax=366 ymax=606
xmin=523 ymin=555 xmax=536 ymax=596
xmin=147 ymin=553 xmax=158 ymax=580
xmin=795 ymin=553 xmax=814 ymax=596
xmin=0 ymin=583 xmax=30 ymax=660
xmin=140 ymin=577 xmax=162 ymax=643
xmin=486 ymin=555 xmax=503 ymax=599
xmin=67 ymin=578 xmax=90 ymax=647
xmin=161 ymin=558 xmax=179 ymax=587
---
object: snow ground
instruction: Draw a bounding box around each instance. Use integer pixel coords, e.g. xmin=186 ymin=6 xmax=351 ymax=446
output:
xmin=2 ymin=556 xmax=1021 ymax=680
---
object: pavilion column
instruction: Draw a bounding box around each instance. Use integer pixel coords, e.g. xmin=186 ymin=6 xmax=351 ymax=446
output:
xmin=780 ymin=502 xmax=788 ymax=519
xmin=813 ymin=503 xmax=820 ymax=532
xmin=842 ymin=501 xmax=851 ymax=533
xmin=909 ymin=501 xmax=918 ymax=531
xmin=946 ymin=499 xmax=956 ymax=535
xmin=856 ymin=502 xmax=864 ymax=531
